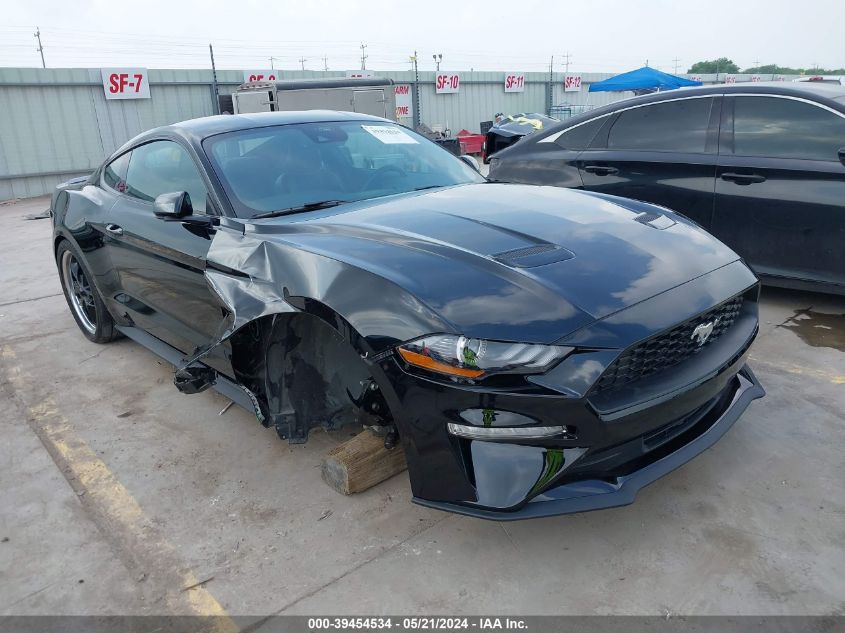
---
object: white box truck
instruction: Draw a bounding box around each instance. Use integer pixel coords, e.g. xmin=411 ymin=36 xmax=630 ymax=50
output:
xmin=227 ymin=77 xmax=397 ymax=120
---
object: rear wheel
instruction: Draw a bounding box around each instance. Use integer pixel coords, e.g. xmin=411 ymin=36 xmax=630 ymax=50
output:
xmin=57 ymin=241 xmax=119 ymax=343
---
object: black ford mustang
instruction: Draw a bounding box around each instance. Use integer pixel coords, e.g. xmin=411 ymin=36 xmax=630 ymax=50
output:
xmin=52 ymin=111 xmax=764 ymax=520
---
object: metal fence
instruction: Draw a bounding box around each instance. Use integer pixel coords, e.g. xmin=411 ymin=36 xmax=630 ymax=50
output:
xmin=0 ymin=67 xmax=802 ymax=200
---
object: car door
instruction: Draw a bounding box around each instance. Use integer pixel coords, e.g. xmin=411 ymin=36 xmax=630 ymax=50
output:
xmin=101 ymin=139 xmax=228 ymax=366
xmin=712 ymin=94 xmax=845 ymax=287
xmin=494 ymin=115 xmax=609 ymax=187
xmin=577 ymin=95 xmax=721 ymax=229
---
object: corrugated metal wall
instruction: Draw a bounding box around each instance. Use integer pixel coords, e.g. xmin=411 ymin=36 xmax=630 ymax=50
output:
xmin=0 ymin=67 xmax=802 ymax=200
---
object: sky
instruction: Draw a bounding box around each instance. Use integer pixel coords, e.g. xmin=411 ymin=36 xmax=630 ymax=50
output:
xmin=2 ymin=0 xmax=843 ymax=74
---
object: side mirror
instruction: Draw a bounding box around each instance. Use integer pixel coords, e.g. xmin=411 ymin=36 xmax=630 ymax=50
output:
xmin=839 ymin=147 xmax=845 ymax=167
xmin=459 ymin=154 xmax=480 ymax=172
xmin=154 ymin=192 xmax=193 ymax=218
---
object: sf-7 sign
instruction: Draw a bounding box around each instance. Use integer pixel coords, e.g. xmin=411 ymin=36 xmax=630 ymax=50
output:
xmin=101 ymin=68 xmax=150 ymax=100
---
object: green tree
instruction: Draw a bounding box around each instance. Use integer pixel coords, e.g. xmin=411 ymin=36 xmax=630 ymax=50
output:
xmin=743 ymin=64 xmax=845 ymax=75
xmin=688 ymin=58 xmax=740 ymax=74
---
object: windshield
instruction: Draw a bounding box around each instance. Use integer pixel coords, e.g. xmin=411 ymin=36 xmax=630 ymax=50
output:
xmin=204 ymin=121 xmax=485 ymax=217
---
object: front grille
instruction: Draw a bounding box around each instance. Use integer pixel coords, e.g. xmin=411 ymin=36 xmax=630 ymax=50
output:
xmin=593 ymin=295 xmax=745 ymax=394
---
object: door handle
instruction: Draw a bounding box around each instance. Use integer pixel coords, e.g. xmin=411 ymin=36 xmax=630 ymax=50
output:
xmin=105 ymin=223 xmax=124 ymax=236
xmin=583 ymin=165 xmax=619 ymax=176
xmin=720 ymin=172 xmax=766 ymax=185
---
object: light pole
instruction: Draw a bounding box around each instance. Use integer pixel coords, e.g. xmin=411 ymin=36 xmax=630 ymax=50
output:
xmin=433 ymin=53 xmax=442 ymax=71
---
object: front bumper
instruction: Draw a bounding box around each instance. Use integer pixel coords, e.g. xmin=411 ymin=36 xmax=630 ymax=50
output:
xmin=377 ymin=275 xmax=764 ymax=521
xmin=414 ymin=365 xmax=764 ymax=520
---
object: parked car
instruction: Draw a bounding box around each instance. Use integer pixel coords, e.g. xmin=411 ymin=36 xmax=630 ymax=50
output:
xmin=483 ymin=112 xmax=558 ymax=163
xmin=52 ymin=111 xmax=763 ymax=520
xmin=794 ymin=75 xmax=845 ymax=86
xmin=489 ymin=83 xmax=845 ymax=295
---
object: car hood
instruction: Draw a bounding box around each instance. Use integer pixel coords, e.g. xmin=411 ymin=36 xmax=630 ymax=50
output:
xmin=249 ymin=183 xmax=741 ymax=344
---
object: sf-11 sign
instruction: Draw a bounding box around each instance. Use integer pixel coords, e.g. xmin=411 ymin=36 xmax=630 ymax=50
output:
xmin=101 ymin=68 xmax=150 ymax=100
xmin=243 ymin=70 xmax=278 ymax=83
xmin=504 ymin=73 xmax=525 ymax=93
xmin=435 ymin=73 xmax=460 ymax=94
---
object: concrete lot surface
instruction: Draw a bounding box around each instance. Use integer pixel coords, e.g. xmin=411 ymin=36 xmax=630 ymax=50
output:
xmin=1 ymin=196 xmax=843 ymax=617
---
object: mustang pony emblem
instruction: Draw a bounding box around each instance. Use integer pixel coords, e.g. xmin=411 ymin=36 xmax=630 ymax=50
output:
xmin=691 ymin=318 xmax=720 ymax=346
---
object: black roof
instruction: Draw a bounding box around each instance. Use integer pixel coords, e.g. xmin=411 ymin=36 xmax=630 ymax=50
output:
xmin=538 ymin=81 xmax=845 ymax=141
xmin=117 ymin=110 xmax=389 ymax=153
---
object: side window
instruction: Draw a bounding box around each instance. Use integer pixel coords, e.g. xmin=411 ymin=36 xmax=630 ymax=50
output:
xmin=733 ymin=97 xmax=845 ymax=161
xmin=607 ymin=98 xmax=713 ymax=153
xmin=125 ymin=141 xmax=208 ymax=213
xmin=103 ymin=152 xmax=131 ymax=193
xmin=553 ymin=117 xmax=608 ymax=150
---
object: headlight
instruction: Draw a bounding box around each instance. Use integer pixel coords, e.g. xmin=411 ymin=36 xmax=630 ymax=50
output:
xmin=397 ymin=335 xmax=572 ymax=380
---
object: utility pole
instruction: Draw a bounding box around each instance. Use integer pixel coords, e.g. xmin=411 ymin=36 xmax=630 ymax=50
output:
xmin=547 ymin=55 xmax=554 ymax=116
xmin=410 ymin=51 xmax=420 ymax=129
xmin=360 ymin=43 xmax=368 ymax=70
xmin=562 ymin=52 xmax=572 ymax=75
xmin=209 ymin=44 xmax=220 ymax=114
xmin=299 ymin=57 xmax=307 ymax=71
xmin=270 ymin=56 xmax=281 ymax=70
xmin=322 ymin=55 xmax=329 ymax=72
xmin=673 ymin=57 xmax=680 ymax=74
xmin=34 ymin=26 xmax=45 ymax=68
xmin=432 ymin=53 xmax=442 ymax=71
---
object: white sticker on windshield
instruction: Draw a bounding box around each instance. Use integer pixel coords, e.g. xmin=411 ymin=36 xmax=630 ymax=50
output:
xmin=361 ymin=125 xmax=419 ymax=144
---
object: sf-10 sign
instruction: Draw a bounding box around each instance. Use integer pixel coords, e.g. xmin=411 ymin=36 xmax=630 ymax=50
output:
xmin=101 ymin=68 xmax=150 ymax=100
xmin=504 ymin=73 xmax=525 ymax=93
xmin=435 ymin=73 xmax=460 ymax=94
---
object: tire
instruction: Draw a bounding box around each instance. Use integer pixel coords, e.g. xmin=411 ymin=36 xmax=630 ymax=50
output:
xmin=56 ymin=240 xmax=119 ymax=343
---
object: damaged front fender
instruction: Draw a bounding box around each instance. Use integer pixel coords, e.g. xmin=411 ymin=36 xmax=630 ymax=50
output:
xmin=174 ymin=219 xmax=451 ymax=443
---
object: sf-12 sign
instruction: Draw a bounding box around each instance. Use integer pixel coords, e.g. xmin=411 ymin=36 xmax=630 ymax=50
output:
xmin=243 ymin=70 xmax=278 ymax=83
xmin=504 ymin=73 xmax=525 ymax=93
xmin=564 ymin=75 xmax=582 ymax=92
xmin=435 ymin=73 xmax=460 ymax=94
xmin=101 ymin=68 xmax=150 ymax=100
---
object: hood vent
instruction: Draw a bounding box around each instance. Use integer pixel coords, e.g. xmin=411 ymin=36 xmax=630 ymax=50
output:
xmin=635 ymin=212 xmax=677 ymax=230
xmin=493 ymin=244 xmax=575 ymax=268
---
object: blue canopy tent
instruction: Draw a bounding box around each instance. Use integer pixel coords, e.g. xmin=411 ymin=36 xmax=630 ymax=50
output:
xmin=589 ymin=66 xmax=702 ymax=92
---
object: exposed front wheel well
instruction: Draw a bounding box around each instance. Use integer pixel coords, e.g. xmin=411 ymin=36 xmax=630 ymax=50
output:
xmin=228 ymin=311 xmax=394 ymax=443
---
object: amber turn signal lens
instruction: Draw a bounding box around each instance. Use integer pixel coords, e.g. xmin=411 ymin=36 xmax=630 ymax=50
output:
xmin=397 ymin=347 xmax=485 ymax=378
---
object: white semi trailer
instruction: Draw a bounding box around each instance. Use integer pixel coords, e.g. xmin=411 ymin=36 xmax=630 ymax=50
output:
xmin=226 ymin=77 xmax=397 ymax=120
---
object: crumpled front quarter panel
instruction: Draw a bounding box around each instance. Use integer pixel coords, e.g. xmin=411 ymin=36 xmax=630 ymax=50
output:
xmin=202 ymin=224 xmax=456 ymax=357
